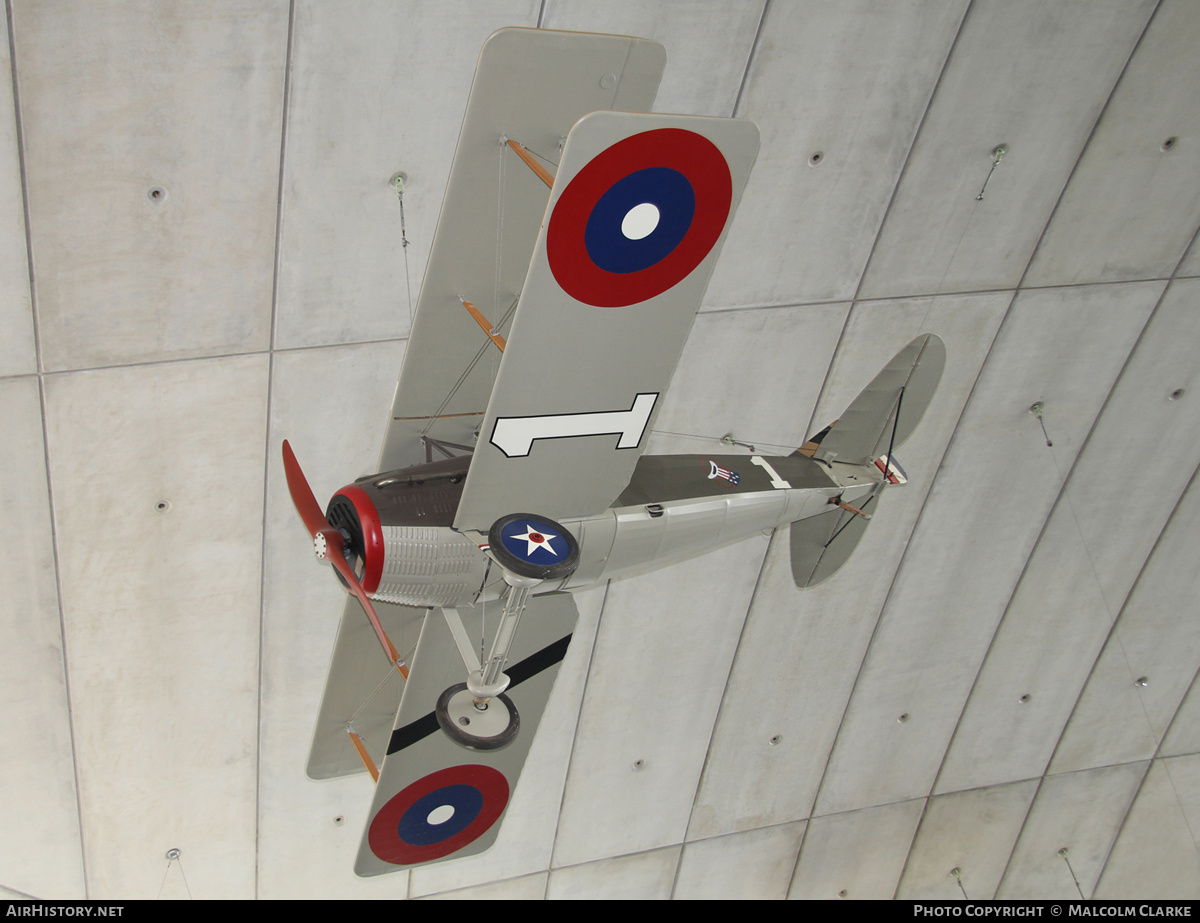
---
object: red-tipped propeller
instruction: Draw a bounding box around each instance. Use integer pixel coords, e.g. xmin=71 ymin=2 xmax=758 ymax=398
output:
xmin=282 ymin=440 xmax=408 ymax=680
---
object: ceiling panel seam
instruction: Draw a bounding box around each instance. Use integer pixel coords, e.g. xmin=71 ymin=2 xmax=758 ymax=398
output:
xmin=799 ymin=0 xmax=971 ymax=443
xmin=846 ymin=0 xmax=969 ymax=309
xmin=728 ymin=0 xmax=769 ymax=120
xmin=1014 ymin=0 xmax=1162 ymax=295
xmin=255 ymin=0 xmax=296 ymax=901
xmin=921 ymin=280 xmax=1166 ymax=788
xmin=905 ymin=281 xmax=1169 ymax=896
xmin=1083 ymin=539 xmax=1200 ymax=897
xmin=548 ymin=580 xmax=610 ymax=872
xmin=676 ymin=524 xmax=778 ymax=870
xmin=1037 ymin=438 xmax=1200 ymax=783
xmin=5 ymin=0 xmax=87 ymax=899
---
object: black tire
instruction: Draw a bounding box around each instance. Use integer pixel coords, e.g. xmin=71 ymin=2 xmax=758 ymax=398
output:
xmin=435 ymin=683 xmax=520 ymax=751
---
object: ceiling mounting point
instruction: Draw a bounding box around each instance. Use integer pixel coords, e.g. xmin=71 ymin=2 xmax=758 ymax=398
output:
xmin=808 ymin=150 xmax=823 ymax=166
xmin=1028 ymin=402 xmax=1053 ymax=447
xmin=1169 ymin=388 xmax=1185 ymax=401
xmin=1161 ymin=136 xmax=1177 ymax=152
xmin=975 ymin=144 xmax=1006 ymax=200
xmin=721 ymin=432 xmax=756 ymax=451
xmin=1135 ymin=676 xmax=1149 ymax=687
xmin=599 ymin=73 xmax=616 ymax=89
xmin=147 ymin=186 xmax=167 ymax=202
xmin=165 ymin=848 xmax=181 ymax=860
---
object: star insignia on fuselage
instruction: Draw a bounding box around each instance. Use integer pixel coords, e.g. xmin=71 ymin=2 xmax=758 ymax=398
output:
xmin=510 ymin=525 xmax=559 ymax=558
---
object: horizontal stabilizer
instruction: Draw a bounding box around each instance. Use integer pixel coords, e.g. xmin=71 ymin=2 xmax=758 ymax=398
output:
xmin=814 ymin=334 xmax=945 ymax=466
xmin=789 ymin=492 xmax=880 ymax=588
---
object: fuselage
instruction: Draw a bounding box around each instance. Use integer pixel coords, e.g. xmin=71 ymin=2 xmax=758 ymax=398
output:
xmin=324 ymin=451 xmax=885 ymax=609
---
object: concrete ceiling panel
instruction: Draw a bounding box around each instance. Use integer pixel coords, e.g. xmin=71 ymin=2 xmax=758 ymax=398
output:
xmin=674 ymin=822 xmax=805 ymax=899
xmin=895 ymin=780 xmax=1038 ymax=900
xmin=859 ymin=0 xmax=1153 ymax=299
xmin=1161 ymin=674 xmax=1200 ymax=759
xmin=649 ymin=302 xmax=849 ymax=457
xmin=1177 ymin=228 xmax=1200 ymax=278
xmin=1094 ymin=755 xmax=1200 ymax=899
xmin=546 ymin=846 xmax=680 ymax=899
xmin=702 ymin=0 xmax=967 ymax=309
xmin=997 ymin=762 xmax=1147 ymax=899
xmin=1051 ymin=467 xmax=1200 ymax=773
xmin=0 ymin=20 xmax=34 ymax=378
xmin=939 ymin=278 xmax=1200 ymax=791
xmin=552 ymin=536 xmax=767 ymax=867
xmin=15 ymin=2 xmax=287 ymax=372
xmin=42 ymin=355 xmax=268 ymax=897
xmin=540 ymin=0 xmax=763 ymax=117
xmin=687 ymin=292 xmax=1007 ymax=839
xmin=815 ymin=282 xmax=1159 ymax=816
xmin=788 ymin=800 xmax=923 ymax=900
xmin=0 ymin=377 xmax=83 ymax=898
xmin=422 ymin=871 xmax=547 ymax=900
xmin=1025 ymin=0 xmax=1200 ymax=287
xmin=274 ymin=1 xmax=539 ymax=351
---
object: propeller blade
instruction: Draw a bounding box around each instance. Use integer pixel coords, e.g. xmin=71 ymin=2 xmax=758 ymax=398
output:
xmin=320 ymin=528 xmax=408 ymax=678
xmin=282 ymin=440 xmax=331 ymax=537
xmin=283 ymin=441 xmax=408 ymax=679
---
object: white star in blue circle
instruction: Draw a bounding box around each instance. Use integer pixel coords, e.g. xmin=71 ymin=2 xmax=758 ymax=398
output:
xmin=510 ymin=524 xmax=559 ymax=557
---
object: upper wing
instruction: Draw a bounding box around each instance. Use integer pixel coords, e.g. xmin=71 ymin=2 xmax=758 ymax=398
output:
xmin=452 ymin=111 xmax=760 ymax=529
xmin=379 ymin=28 xmax=665 ymax=472
xmin=355 ymin=593 xmax=577 ymax=875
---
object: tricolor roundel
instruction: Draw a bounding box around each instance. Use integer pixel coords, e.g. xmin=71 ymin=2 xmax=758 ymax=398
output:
xmin=368 ymin=765 xmax=510 ymax=865
xmin=547 ymin=128 xmax=732 ymax=307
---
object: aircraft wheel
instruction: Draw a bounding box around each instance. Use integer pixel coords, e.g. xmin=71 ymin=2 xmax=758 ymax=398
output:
xmin=488 ymin=513 xmax=580 ymax=580
xmin=435 ymin=683 xmax=520 ymax=751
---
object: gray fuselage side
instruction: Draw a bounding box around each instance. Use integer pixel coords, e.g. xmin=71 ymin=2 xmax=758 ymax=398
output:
xmin=344 ymin=452 xmax=883 ymax=608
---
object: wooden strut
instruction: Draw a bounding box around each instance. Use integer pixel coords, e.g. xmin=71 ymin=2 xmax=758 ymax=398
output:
xmin=348 ymin=729 xmax=380 ymax=783
xmin=830 ymin=496 xmax=872 ymax=520
xmin=505 ymin=139 xmax=555 ymax=188
xmin=460 ymin=299 xmax=506 ymax=351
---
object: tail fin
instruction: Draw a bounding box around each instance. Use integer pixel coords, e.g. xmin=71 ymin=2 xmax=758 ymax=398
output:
xmin=789 ymin=334 xmax=944 ymax=588
xmin=810 ymin=333 xmax=945 ymax=467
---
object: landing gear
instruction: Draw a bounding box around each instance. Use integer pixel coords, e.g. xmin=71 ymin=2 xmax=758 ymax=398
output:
xmin=435 ymin=513 xmax=578 ymax=750
xmin=435 ymin=683 xmax=520 ymax=751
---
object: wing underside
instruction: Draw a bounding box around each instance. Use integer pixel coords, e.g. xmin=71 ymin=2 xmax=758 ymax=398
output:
xmin=355 ymin=592 xmax=578 ymax=876
xmin=452 ymin=111 xmax=760 ymax=530
xmin=380 ymin=28 xmax=666 ymax=473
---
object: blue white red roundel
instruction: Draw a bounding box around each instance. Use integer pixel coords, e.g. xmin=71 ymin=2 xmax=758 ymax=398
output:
xmin=547 ymin=128 xmax=732 ymax=308
xmin=368 ymin=765 xmax=509 ymax=865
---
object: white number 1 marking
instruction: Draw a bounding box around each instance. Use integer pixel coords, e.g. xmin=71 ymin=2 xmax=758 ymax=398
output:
xmin=752 ymin=456 xmax=791 ymax=489
xmin=490 ymin=393 xmax=658 ymax=458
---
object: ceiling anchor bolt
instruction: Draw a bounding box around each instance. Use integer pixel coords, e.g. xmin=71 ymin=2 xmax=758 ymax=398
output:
xmin=1029 ymin=401 xmax=1053 ymax=447
xmin=976 ymin=144 xmax=1006 ymax=201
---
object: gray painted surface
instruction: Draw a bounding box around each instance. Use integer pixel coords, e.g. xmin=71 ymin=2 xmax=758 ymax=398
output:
xmin=3 ymin=1 xmax=1200 ymax=899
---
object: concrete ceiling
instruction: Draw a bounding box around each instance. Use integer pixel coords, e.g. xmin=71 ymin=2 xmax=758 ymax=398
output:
xmin=3 ymin=0 xmax=1200 ymax=900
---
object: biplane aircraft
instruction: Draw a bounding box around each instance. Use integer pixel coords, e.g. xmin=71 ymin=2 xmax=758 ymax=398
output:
xmin=283 ymin=28 xmax=945 ymax=876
